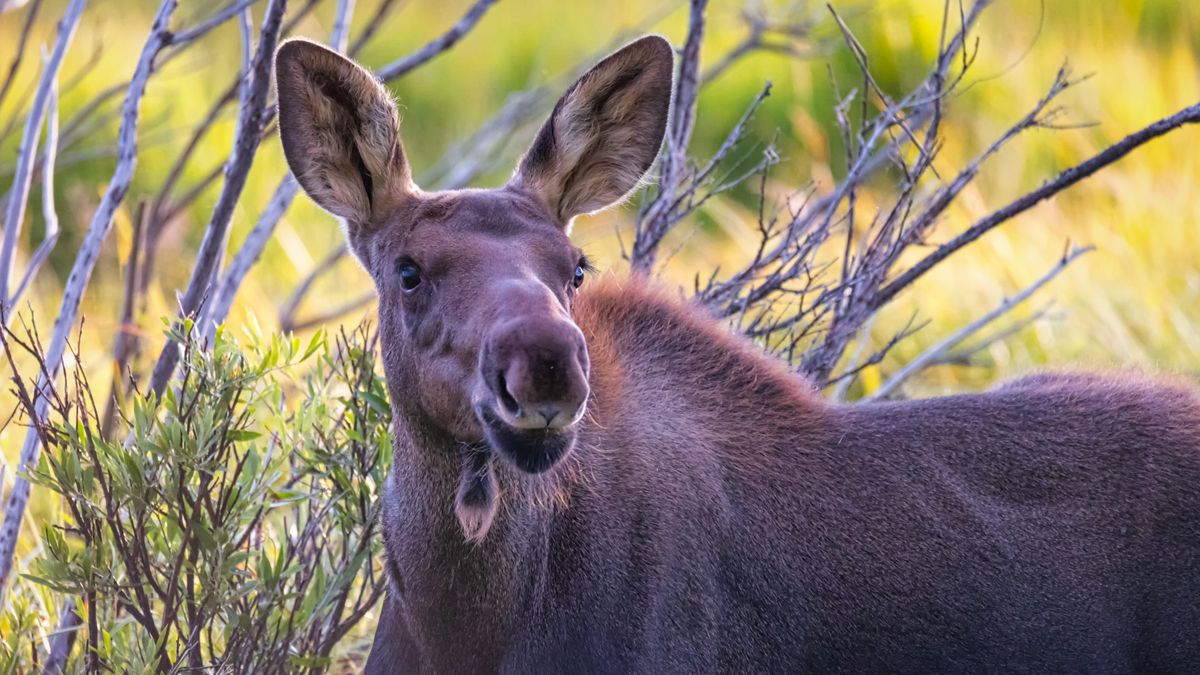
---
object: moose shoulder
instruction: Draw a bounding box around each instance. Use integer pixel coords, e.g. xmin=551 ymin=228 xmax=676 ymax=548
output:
xmin=273 ymin=35 xmax=1200 ymax=673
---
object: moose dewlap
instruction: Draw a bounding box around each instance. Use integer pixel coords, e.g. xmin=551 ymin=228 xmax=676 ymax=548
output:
xmin=274 ymin=35 xmax=1200 ymax=673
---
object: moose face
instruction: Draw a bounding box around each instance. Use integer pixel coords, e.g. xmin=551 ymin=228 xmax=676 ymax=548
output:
xmin=352 ymin=187 xmax=593 ymax=475
xmin=274 ymin=36 xmax=673 ymax=474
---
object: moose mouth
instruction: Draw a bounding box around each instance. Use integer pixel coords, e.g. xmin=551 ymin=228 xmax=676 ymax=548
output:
xmin=476 ymin=404 xmax=577 ymax=474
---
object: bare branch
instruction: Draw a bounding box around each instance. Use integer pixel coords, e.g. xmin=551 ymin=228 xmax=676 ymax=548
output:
xmin=375 ymin=0 xmax=500 ymax=82
xmin=203 ymin=0 xmax=359 ymax=332
xmin=867 ymin=245 xmax=1092 ymax=401
xmin=871 ymin=101 xmax=1200 ymax=312
xmin=332 ymin=0 xmax=356 ymax=52
xmin=205 ymin=176 xmax=300 ymax=329
xmin=0 ymin=0 xmax=84 ymax=314
xmin=0 ymin=0 xmax=180 ymax=597
xmin=284 ymin=292 xmax=376 ymax=334
xmin=347 ymin=0 xmax=402 ymax=54
xmin=43 ymin=600 xmax=81 ymax=675
xmin=8 ymin=73 xmax=60 ymax=311
xmin=170 ymin=0 xmax=260 ymax=46
xmin=277 ymin=242 xmax=346 ymax=333
xmin=101 ymin=203 xmax=147 ymax=439
xmin=146 ymin=0 xmax=287 ymax=399
xmin=0 ymin=0 xmax=42 ymax=113
xmin=930 ymin=302 xmax=1059 ymax=367
xmin=702 ymin=3 xmax=816 ymax=85
xmin=632 ymin=0 xmax=708 ymax=271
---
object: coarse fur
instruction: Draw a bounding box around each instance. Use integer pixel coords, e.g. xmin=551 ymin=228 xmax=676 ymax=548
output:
xmin=274 ymin=35 xmax=1200 ymax=674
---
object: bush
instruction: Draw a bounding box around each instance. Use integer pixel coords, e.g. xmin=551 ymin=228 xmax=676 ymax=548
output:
xmin=2 ymin=324 xmax=391 ymax=673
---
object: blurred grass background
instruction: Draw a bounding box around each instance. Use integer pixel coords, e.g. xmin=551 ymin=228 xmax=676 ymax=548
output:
xmin=0 ymin=0 xmax=1197 ymax=660
xmin=1 ymin=0 xmax=1197 ymax=396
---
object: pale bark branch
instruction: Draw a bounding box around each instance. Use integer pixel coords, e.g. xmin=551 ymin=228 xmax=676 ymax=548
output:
xmin=42 ymin=599 xmax=81 ymax=675
xmin=202 ymin=0 xmax=357 ymax=332
xmin=632 ymin=0 xmax=708 ymax=270
xmin=0 ymin=0 xmax=84 ymax=314
xmin=9 ymin=74 xmax=60 ymax=312
xmin=0 ymin=0 xmax=180 ymax=597
xmin=375 ymin=0 xmax=499 ymax=82
xmin=146 ymin=0 xmax=287 ymax=399
xmin=170 ymin=0 xmax=261 ymax=46
xmin=871 ymin=101 xmax=1200 ymax=312
xmin=867 ymin=245 xmax=1092 ymax=401
xmin=0 ymin=0 xmax=42 ymax=113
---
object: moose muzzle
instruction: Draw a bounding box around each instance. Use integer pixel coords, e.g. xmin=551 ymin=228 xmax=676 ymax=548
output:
xmin=477 ymin=314 xmax=590 ymax=473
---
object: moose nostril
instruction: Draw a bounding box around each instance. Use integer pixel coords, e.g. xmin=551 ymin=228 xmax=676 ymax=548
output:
xmin=496 ymin=371 xmax=521 ymax=416
xmin=538 ymin=406 xmax=561 ymax=426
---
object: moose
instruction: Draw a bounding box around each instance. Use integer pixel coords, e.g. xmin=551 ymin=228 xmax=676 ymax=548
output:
xmin=274 ymin=35 xmax=1200 ymax=673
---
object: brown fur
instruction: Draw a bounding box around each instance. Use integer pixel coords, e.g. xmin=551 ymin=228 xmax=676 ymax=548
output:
xmin=274 ymin=35 xmax=1200 ymax=674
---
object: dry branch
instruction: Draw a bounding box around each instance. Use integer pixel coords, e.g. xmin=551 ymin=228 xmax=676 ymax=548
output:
xmin=43 ymin=599 xmax=81 ymax=675
xmin=0 ymin=0 xmax=83 ymax=314
xmin=376 ymin=0 xmax=499 ymax=81
xmin=145 ymin=0 xmax=288 ymax=399
xmin=867 ymin=245 xmax=1092 ymax=400
xmin=171 ymin=0 xmax=260 ymax=46
xmin=8 ymin=75 xmax=60 ymax=311
xmin=870 ymin=101 xmax=1200 ymax=312
xmin=0 ymin=0 xmax=42 ymax=113
xmin=702 ymin=2 xmax=816 ymax=85
xmin=0 ymin=0 xmax=255 ymax=597
xmin=203 ymin=0 xmax=358 ymax=332
xmin=632 ymin=0 xmax=708 ymax=271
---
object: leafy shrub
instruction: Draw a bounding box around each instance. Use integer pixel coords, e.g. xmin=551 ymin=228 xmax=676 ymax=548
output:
xmin=2 ymin=324 xmax=390 ymax=673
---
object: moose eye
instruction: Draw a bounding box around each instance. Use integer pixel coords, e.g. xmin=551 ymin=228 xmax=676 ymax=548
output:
xmin=396 ymin=259 xmax=422 ymax=291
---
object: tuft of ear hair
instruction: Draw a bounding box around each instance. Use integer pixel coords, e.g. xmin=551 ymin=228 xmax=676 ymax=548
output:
xmin=511 ymin=35 xmax=675 ymax=226
xmin=455 ymin=445 xmax=499 ymax=543
xmin=274 ymin=39 xmax=414 ymax=227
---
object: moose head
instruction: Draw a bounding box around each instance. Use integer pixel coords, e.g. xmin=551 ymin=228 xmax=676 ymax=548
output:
xmin=274 ymin=37 xmax=672 ymax=492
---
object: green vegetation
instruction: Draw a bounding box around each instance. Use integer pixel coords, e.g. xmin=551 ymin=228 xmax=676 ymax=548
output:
xmin=2 ymin=323 xmax=390 ymax=671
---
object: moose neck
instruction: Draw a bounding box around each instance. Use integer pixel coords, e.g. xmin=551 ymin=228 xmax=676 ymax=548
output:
xmin=381 ymin=377 xmax=561 ymax=664
xmin=379 ymin=273 xmax=826 ymax=663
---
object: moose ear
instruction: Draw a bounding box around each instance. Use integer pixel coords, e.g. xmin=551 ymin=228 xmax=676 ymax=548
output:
xmin=511 ymin=35 xmax=674 ymax=225
xmin=275 ymin=39 xmax=413 ymax=226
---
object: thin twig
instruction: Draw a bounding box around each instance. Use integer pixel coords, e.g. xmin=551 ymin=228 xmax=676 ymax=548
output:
xmin=170 ymin=0 xmax=260 ymax=46
xmin=632 ymin=0 xmax=708 ymax=270
xmin=375 ymin=0 xmax=500 ymax=81
xmin=284 ymin=291 xmax=376 ymax=333
xmin=202 ymin=0 xmax=358 ymax=332
xmin=0 ymin=0 xmax=84 ymax=314
xmin=872 ymin=102 xmax=1200 ymax=311
xmin=867 ymin=245 xmax=1092 ymax=401
xmin=702 ymin=4 xmax=815 ymax=85
xmin=101 ymin=203 xmax=147 ymax=439
xmin=8 ymin=73 xmax=60 ymax=311
xmin=146 ymin=0 xmax=287 ymax=399
xmin=0 ymin=0 xmax=180 ymax=597
xmin=42 ymin=599 xmax=81 ymax=675
xmin=0 ymin=0 xmax=42 ymax=113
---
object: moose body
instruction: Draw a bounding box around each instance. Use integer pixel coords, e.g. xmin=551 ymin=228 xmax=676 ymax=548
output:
xmin=273 ymin=35 xmax=1200 ymax=674
xmin=366 ymin=276 xmax=1200 ymax=673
